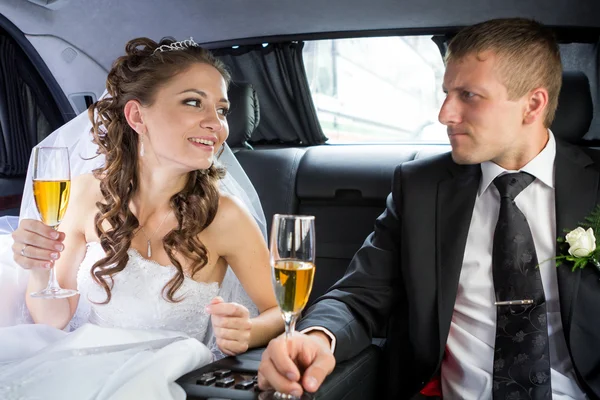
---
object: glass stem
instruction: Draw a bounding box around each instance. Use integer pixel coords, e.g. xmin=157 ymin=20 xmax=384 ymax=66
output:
xmin=45 ymin=225 xmax=61 ymax=293
xmin=44 ymin=265 xmax=61 ymax=292
xmin=284 ymin=313 xmax=297 ymax=340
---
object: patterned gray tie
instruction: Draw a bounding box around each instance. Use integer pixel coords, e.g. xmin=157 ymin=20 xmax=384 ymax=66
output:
xmin=492 ymin=172 xmax=552 ymax=400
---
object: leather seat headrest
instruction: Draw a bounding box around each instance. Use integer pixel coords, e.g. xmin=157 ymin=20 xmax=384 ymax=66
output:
xmin=226 ymin=82 xmax=260 ymax=148
xmin=551 ymin=71 xmax=593 ymax=143
xmin=225 ymin=74 xmax=592 ymax=146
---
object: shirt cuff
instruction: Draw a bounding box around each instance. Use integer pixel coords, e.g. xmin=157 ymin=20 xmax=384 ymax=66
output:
xmin=300 ymin=326 xmax=336 ymax=354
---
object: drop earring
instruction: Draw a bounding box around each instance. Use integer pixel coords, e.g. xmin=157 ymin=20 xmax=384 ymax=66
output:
xmin=140 ymin=134 xmax=145 ymax=157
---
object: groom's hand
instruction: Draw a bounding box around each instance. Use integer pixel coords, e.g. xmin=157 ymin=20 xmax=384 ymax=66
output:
xmin=258 ymin=331 xmax=335 ymax=396
xmin=12 ymin=219 xmax=66 ymax=270
xmin=206 ymin=296 xmax=252 ymax=356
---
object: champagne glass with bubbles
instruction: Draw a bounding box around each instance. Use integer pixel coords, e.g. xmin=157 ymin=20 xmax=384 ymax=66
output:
xmin=30 ymin=147 xmax=78 ymax=299
xmin=262 ymin=214 xmax=316 ymax=400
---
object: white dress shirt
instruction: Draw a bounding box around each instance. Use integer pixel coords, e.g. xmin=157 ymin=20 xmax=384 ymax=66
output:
xmin=441 ymin=131 xmax=586 ymax=399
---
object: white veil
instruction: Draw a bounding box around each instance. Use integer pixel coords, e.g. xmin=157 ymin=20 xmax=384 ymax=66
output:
xmin=16 ymin=96 xmax=266 ymax=356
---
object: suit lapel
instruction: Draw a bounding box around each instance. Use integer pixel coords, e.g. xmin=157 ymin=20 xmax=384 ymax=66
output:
xmin=432 ymin=142 xmax=597 ymax=361
xmin=436 ymin=162 xmax=480 ymax=353
xmin=554 ymin=141 xmax=598 ymax=337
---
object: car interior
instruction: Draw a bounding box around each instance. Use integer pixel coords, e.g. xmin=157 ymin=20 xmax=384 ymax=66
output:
xmin=0 ymin=0 xmax=598 ymax=398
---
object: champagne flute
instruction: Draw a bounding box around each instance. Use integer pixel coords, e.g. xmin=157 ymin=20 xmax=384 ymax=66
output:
xmin=30 ymin=147 xmax=78 ymax=299
xmin=263 ymin=214 xmax=316 ymax=400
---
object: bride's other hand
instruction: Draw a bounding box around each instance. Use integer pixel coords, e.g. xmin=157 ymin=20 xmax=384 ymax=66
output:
xmin=11 ymin=219 xmax=65 ymax=270
xmin=207 ymin=296 xmax=252 ymax=356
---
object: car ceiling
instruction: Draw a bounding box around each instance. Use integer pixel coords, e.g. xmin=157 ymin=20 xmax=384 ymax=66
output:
xmin=0 ymin=0 xmax=599 ymax=70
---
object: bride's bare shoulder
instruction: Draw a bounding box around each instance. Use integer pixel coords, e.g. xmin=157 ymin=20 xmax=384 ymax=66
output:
xmin=206 ymin=193 xmax=262 ymax=240
xmin=214 ymin=193 xmax=252 ymax=223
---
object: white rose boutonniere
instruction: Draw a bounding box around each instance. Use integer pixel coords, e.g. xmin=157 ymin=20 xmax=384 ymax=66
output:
xmin=555 ymin=205 xmax=600 ymax=272
xmin=565 ymin=227 xmax=596 ymax=257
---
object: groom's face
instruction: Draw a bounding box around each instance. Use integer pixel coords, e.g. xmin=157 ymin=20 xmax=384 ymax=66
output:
xmin=438 ymin=51 xmax=530 ymax=167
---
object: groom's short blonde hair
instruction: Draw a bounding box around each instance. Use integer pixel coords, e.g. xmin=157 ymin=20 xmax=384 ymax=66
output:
xmin=446 ymin=18 xmax=563 ymax=128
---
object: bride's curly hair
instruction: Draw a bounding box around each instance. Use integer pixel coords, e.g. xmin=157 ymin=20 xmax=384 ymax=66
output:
xmin=88 ymin=37 xmax=229 ymax=303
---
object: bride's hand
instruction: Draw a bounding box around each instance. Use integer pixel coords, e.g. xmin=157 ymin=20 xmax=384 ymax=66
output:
xmin=206 ymin=296 xmax=252 ymax=356
xmin=11 ymin=219 xmax=65 ymax=270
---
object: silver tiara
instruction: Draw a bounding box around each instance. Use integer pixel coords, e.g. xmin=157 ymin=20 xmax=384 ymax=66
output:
xmin=153 ymin=37 xmax=200 ymax=54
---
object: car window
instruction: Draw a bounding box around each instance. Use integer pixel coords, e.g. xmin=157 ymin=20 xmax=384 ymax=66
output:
xmin=303 ymin=36 xmax=449 ymax=144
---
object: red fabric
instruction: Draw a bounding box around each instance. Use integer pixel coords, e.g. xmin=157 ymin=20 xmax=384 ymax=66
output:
xmin=420 ymin=375 xmax=442 ymax=397
xmin=420 ymin=347 xmax=447 ymax=397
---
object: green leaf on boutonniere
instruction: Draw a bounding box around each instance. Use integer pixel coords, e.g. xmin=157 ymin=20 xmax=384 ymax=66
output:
xmin=555 ymin=259 xmax=563 ymax=267
xmin=593 ymin=247 xmax=600 ymax=261
xmin=581 ymin=204 xmax=600 ymax=232
xmin=573 ymin=258 xmax=588 ymax=271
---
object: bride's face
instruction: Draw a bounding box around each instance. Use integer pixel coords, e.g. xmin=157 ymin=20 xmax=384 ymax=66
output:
xmin=138 ymin=63 xmax=230 ymax=172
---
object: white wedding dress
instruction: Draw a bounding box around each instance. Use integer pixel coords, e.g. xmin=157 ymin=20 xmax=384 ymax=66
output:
xmin=0 ymin=94 xmax=268 ymax=400
xmin=0 ymin=240 xmax=224 ymax=400
xmin=76 ymin=242 xmax=220 ymax=338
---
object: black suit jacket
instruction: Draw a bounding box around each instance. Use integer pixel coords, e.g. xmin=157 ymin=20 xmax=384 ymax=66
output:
xmin=297 ymin=140 xmax=600 ymax=399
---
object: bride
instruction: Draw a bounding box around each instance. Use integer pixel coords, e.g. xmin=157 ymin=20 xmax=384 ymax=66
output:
xmin=0 ymin=37 xmax=283 ymax=399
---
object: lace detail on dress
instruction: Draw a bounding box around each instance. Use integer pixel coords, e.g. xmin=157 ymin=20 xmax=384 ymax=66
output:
xmin=77 ymin=242 xmax=220 ymax=344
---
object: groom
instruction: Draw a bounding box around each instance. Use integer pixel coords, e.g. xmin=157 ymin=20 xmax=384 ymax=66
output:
xmin=258 ymin=18 xmax=600 ymax=399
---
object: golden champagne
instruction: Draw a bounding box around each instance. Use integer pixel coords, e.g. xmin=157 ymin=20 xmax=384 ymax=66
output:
xmin=273 ymin=260 xmax=315 ymax=314
xmin=33 ymin=180 xmax=71 ymax=227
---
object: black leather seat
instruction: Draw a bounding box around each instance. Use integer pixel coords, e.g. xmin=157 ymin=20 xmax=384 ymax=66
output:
xmin=226 ymin=81 xmax=260 ymax=150
xmin=551 ymin=71 xmax=594 ymax=143
xmin=296 ymin=145 xmax=423 ymax=306
xmin=227 ymin=81 xmax=305 ymax=237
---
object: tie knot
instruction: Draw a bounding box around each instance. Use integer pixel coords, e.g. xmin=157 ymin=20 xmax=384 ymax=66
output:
xmin=493 ymin=172 xmax=535 ymax=199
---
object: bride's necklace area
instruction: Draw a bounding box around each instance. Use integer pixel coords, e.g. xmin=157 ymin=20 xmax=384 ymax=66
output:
xmin=138 ymin=210 xmax=172 ymax=257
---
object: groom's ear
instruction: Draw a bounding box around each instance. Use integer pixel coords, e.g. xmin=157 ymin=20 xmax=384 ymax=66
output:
xmin=123 ymin=99 xmax=146 ymax=134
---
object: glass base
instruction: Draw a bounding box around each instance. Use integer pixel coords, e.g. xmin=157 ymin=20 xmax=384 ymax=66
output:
xmin=30 ymin=288 xmax=78 ymax=299
xmin=259 ymin=390 xmax=314 ymax=400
